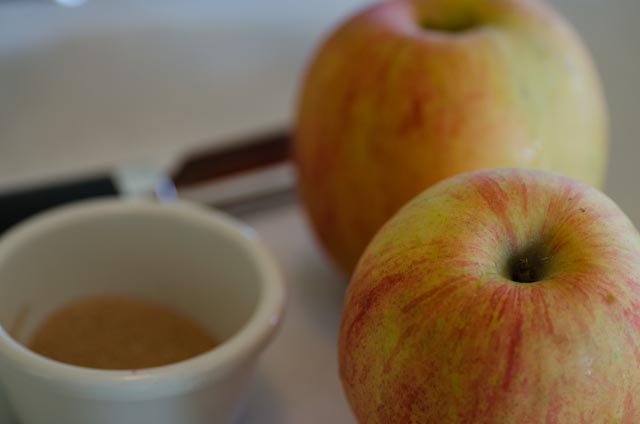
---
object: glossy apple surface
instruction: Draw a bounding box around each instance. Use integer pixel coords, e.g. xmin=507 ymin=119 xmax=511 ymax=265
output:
xmin=339 ymin=168 xmax=640 ymax=423
xmin=294 ymin=0 xmax=608 ymax=274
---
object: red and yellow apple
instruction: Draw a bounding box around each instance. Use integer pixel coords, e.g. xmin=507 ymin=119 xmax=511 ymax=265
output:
xmin=338 ymin=168 xmax=640 ymax=423
xmin=294 ymin=0 xmax=608 ymax=275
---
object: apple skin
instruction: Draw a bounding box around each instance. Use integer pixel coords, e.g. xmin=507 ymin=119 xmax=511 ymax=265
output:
xmin=338 ymin=168 xmax=640 ymax=423
xmin=294 ymin=0 xmax=608 ymax=275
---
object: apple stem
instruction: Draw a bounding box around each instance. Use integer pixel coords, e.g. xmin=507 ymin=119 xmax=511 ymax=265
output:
xmin=514 ymin=257 xmax=536 ymax=283
xmin=508 ymin=244 xmax=549 ymax=283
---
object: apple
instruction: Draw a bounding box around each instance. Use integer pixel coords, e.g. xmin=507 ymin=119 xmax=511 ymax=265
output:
xmin=293 ymin=0 xmax=608 ymax=275
xmin=338 ymin=168 xmax=640 ymax=423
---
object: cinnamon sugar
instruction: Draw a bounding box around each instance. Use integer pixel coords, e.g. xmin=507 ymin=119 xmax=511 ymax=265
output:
xmin=28 ymin=295 xmax=217 ymax=370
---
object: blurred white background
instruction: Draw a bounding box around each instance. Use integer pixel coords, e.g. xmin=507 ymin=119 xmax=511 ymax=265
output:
xmin=0 ymin=0 xmax=370 ymax=190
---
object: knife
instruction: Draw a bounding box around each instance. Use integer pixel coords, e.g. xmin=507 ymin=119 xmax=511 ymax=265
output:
xmin=0 ymin=129 xmax=291 ymax=234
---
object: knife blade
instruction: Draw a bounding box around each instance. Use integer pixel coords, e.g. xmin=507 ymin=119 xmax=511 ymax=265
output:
xmin=0 ymin=129 xmax=291 ymax=234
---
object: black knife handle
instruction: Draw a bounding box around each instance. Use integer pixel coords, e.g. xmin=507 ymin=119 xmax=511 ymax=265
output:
xmin=0 ymin=176 xmax=117 ymax=235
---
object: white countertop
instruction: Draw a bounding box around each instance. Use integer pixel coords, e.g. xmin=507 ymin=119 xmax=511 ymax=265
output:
xmin=0 ymin=0 xmax=639 ymax=422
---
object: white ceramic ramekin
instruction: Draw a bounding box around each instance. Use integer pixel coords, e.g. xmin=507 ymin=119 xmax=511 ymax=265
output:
xmin=0 ymin=198 xmax=285 ymax=424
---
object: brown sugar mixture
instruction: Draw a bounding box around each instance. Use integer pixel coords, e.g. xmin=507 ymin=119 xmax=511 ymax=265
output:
xmin=28 ymin=295 xmax=217 ymax=370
